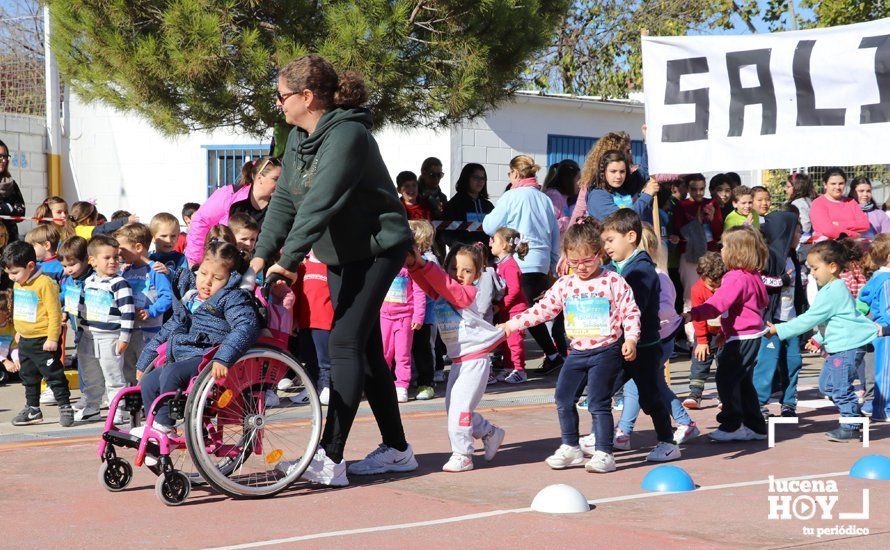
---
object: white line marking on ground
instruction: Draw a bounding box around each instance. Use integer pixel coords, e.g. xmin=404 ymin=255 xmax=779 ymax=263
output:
xmin=208 ymin=471 xmax=850 ymax=549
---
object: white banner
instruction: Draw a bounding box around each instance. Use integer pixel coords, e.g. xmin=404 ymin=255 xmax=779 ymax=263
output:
xmin=642 ymin=19 xmax=890 ymax=174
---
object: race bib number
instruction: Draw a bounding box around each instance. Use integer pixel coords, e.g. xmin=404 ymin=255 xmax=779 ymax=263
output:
xmin=434 ymin=299 xmax=462 ymax=346
xmin=13 ymin=288 xmax=38 ymax=323
xmin=85 ymin=288 xmax=113 ymax=323
xmin=612 ymin=194 xmax=634 ymax=210
xmin=384 ymin=276 xmax=409 ymax=304
xmin=63 ymin=282 xmax=82 ymax=316
xmin=565 ymin=295 xmax=611 ymax=339
xmin=0 ymin=334 xmax=12 ymax=358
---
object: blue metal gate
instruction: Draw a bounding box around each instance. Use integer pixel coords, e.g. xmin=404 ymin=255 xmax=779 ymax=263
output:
xmin=547 ymin=135 xmax=643 ymax=168
xmin=203 ymin=144 xmax=269 ymax=197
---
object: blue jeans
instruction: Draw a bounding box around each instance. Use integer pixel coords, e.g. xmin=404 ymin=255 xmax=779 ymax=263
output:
xmin=140 ymin=357 xmax=203 ymax=427
xmin=753 ymin=333 xmax=802 ymax=406
xmin=819 ymin=347 xmax=865 ymax=419
xmin=618 ymin=337 xmax=692 ymax=435
xmin=299 ymin=328 xmax=331 ymax=390
xmin=554 ymin=344 xmax=622 ymax=452
xmin=873 ymin=338 xmax=889 ymax=420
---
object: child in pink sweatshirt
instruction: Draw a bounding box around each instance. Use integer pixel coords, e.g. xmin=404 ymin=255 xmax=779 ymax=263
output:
xmin=503 ymin=218 xmax=640 ymax=474
xmin=408 ymin=244 xmax=506 ymax=473
xmin=381 ymin=265 xmax=426 ymax=403
xmin=490 ymin=227 xmax=530 ymax=384
xmin=687 ymin=226 xmax=769 ymax=442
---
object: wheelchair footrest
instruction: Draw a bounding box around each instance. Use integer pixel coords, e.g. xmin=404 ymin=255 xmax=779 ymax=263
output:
xmin=103 ymin=430 xmax=140 ymax=449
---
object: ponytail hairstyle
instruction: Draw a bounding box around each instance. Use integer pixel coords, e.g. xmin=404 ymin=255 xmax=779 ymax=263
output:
xmin=237 ymin=156 xmax=282 ymax=189
xmin=494 ymin=227 xmax=529 ymax=260
xmin=206 ymin=224 xmax=236 ymax=248
xmin=864 ymin=233 xmax=890 ymax=279
xmin=70 ymin=201 xmax=99 ymax=226
xmin=444 ymin=243 xmax=485 ymax=283
xmin=279 ymin=54 xmax=368 ymax=109
xmin=202 ymin=240 xmax=248 ymax=275
xmin=837 ymin=237 xmax=864 ymax=265
xmin=808 ymin=240 xmax=848 ymax=276
xmin=562 ymin=216 xmax=604 ymax=257
xmin=593 ymin=150 xmax=630 ymax=191
xmin=638 ymin=223 xmax=667 ymax=271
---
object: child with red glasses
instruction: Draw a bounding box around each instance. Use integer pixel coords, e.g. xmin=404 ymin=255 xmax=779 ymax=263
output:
xmin=501 ymin=217 xmax=640 ymax=473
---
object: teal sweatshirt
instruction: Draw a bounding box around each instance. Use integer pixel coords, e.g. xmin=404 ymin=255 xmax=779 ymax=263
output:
xmin=774 ymin=278 xmax=876 ymax=353
xmin=254 ymin=108 xmax=412 ymax=270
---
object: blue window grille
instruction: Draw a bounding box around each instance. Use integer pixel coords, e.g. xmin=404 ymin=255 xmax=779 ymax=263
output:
xmin=547 ymin=135 xmax=643 ymax=168
xmin=203 ymin=144 xmax=269 ymax=197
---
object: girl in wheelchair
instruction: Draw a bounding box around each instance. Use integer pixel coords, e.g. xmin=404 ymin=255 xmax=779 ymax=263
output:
xmin=135 ymin=241 xmax=260 ymax=435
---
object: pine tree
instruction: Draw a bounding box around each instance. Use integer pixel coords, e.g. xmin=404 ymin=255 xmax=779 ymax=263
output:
xmin=47 ymin=0 xmax=569 ymax=135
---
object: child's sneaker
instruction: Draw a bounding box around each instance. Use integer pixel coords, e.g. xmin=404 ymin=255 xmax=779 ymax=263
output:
xmin=72 ymin=396 xmax=88 ymax=411
xmin=709 ymin=426 xmax=762 ymax=442
xmin=486 ymin=372 xmax=497 ymax=386
xmin=415 ymin=385 xmax=435 ymax=400
xmin=347 ymin=443 xmax=418 ymax=475
xmin=646 ymin=441 xmax=681 ymax=462
xmin=673 ymin=422 xmax=701 ymax=445
xmin=482 ymin=425 xmax=505 ymax=461
xmin=541 ymin=354 xmax=564 ymax=375
xmin=74 ymin=404 xmax=101 ymax=422
xmin=494 ymin=369 xmax=509 ymax=382
xmin=319 ymin=387 xmax=330 ymax=406
xmin=289 ymin=389 xmax=310 ymax=405
xmin=395 ymin=387 xmax=408 ymax=403
xmin=614 ymin=430 xmax=631 ymax=451
xmin=442 ymin=453 xmax=474 ymax=472
xmin=825 ymin=425 xmax=862 ymax=442
xmin=433 ymin=370 xmax=446 ymax=383
xmin=39 ymin=388 xmax=57 ymax=406
xmin=585 ymin=450 xmax=616 ymax=473
xmin=503 ymin=369 xmax=528 ymax=384
xmin=579 ymin=433 xmax=596 ymax=456
xmin=545 ymin=445 xmax=586 ymax=469
xmin=277 ymin=377 xmax=294 ymax=391
xmin=682 ymin=389 xmax=702 ymax=409
xmin=612 ymin=398 xmax=624 ymax=411
xmin=11 ymin=406 xmax=42 ymax=426
xmin=780 ymin=404 xmax=797 ymax=417
xmin=576 ymin=398 xmax=588 ymax=410
xmin=264 ymin=389 xmax=281 ymax=408
xmin=59 ymin=404 xmax=74 ymax=427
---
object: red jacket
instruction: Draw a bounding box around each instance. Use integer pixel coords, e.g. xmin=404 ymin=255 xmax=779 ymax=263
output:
xmin=402 ymin=198 xmax=431 ymax=221
xmin=293 ymin=254 xmax=334 ymax=331
xmin=690 ymin=278 xmax=720 ymax=344
xmin=496 ymin=255 xmax=529 ymax=315
xmin=174 ymin=232 xmax=188 ymax=254
xmin=671 ymin=199 xmax=723 ymax=253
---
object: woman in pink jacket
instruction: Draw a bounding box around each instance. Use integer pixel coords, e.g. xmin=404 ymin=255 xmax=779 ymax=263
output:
xmin=185 ymin=157 xmax=281 ymax=266
xmin=810 ymin=167 xmax=870 ymax=241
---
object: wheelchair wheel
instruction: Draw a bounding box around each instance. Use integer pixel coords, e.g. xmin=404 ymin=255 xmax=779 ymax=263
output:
xmin=155 ymin=470 xmax=190 ymax=506
xmin=99 ymin=457 xmax=133 ymax=492
xmin=184 ymin=347 xmax=322 ymax=498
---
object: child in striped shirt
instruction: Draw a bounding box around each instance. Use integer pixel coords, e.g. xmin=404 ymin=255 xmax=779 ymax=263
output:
xmin=79 ymin=235 xmax=135 ymax=423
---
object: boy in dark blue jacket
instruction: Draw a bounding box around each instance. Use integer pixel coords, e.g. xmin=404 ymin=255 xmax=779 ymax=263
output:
xmin=601 ymin=209 xmax=679 ymax=462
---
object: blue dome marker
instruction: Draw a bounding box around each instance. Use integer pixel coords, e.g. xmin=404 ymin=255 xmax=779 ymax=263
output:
xmin=641 ymin=465 xmax=696 ymax=492
xmin=850 ymin=454 xmax=890 ymax=480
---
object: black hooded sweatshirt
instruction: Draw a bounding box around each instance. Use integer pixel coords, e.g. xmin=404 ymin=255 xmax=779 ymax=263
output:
xmin=761 ymin=211 xmax=805 ymax=322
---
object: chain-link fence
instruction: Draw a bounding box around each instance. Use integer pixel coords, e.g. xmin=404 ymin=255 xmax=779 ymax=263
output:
xmin=763 ymin=165 xmax=890 ymax=210
xmin=0 ymin=6 xmax=44 ymax=116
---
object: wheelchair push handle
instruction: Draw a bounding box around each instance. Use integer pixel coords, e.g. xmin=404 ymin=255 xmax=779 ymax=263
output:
xmin=261 ymin=273 xmax=291 ymax=302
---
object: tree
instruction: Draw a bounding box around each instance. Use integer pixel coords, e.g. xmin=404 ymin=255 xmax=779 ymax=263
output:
xmin=46 ymin=0 xmax=569 ymax=135
xmin=764 ymin=0 xmax=890 ymax=30
xmin=526 ymin=0 xmax=760 ymax=98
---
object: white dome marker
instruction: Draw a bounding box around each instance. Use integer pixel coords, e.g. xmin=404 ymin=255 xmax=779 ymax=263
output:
xmin=530 ymin=484 xmax=590 ymax=514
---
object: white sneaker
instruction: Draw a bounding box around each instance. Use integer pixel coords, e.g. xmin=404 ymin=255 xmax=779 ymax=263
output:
xmin=579 ymin=433 xmax=596 ymax=456
xmin=646 ymin=441 xmax=681 ymax=462
xmin=585 ymin=450 xmax=616 ymax=473
xmin=614 ymin=430 xmax=631 ymax=451
xmin=442 ymin=453 xmax=474 ymax=472
xmin=395 ymin=387 xmax=408 ymax=403
xmin=433 ymin=370 xmax=446 ymax=383
xmin=504 ymin=369 xmax=528 ymax=384
xmin=113 ymin=409 xmax=130 ymax=426
xmin=73 ymin=396 xmax=88 ymax=411
xmin=278 ymin=448 xmax=348 ymax=487
xmin=289 ymin=388 xmax=310 ymax=405
xmin=482 ymin=426 xmax=505 ymax=461
xmin=347 ymin=444 xmax=418 ymax=475
xmin=545 ymin=445 xmax=586 ymax=469
xmin=673 ymin=423 xmax=701 ymax=445
xmin=264 ymin=389 xmax=281 ymax=408
xmin=743 ymin=426 xmax=767 ymax=440
xmin=277 ymin=378 xmax=294 ymax=391
xmin=74 ymin=405 xmax=101 ymax=422
xmin=40 ymin=388 xmax=57 ymax=405
xmin=319 ymin=387 xmax=330 ymax=406
xmin=709 ymin=426 xmax=755 ymax=442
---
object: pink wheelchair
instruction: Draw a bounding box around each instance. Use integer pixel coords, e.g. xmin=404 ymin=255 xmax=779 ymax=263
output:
xmin=97 ymin=277 xmax=323 ymax=505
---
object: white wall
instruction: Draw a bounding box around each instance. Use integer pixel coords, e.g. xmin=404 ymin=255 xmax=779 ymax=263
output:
xmin=374 ymin=124 xmax=453 ymax=196
xmin=0 ymin=113 xmax=48 ymax=235
xmin=63 ymin=93 xmax=269 ymax=223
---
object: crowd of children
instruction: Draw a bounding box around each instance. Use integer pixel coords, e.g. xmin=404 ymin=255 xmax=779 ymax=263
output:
xmin=1 ymin=143 xmax=887 ymax=484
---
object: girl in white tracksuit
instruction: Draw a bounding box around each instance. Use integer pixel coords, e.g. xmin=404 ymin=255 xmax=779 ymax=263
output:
xmin=408 ymin=244 xmax=506 ymax=472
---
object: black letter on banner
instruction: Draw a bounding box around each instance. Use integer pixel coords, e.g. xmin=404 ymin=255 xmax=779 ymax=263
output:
xmin=860 ymin=35 xmax=890 ymax=124
xmin=794 ymin=40 xmax=845 ymax=126
xmin=662 ymin=57 xmax=709 ymax=143
xmin=726 ymin=49 xmax=777 ymax=136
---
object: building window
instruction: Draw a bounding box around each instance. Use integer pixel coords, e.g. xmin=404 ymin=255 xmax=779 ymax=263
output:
xmin=547 ymin=135 xmax=644 ymax=169
xmin=203 ymin=144 xmax=269 ymax=197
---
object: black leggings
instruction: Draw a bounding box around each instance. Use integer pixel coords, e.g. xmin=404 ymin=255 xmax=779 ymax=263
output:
xmin=322 ymin=244 xmax=410 ymax=462
xmin=412 ymin=324 xmax=434 ymax=387
xmin=520 ymin=272 xmax=567 ymax=357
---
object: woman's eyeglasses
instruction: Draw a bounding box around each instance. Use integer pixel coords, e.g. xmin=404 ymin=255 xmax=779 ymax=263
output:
xmin=276 ymin=90 xmax=298 ymax=103
xmin=0 ymin=154 xmax=9 ymax=161
xmin=426 ymin=171 xmax=444 ymax=178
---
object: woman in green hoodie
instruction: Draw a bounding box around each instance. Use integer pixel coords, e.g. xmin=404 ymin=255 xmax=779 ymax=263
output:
xmin=251 ymin=55 xmax=417 ymax=486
